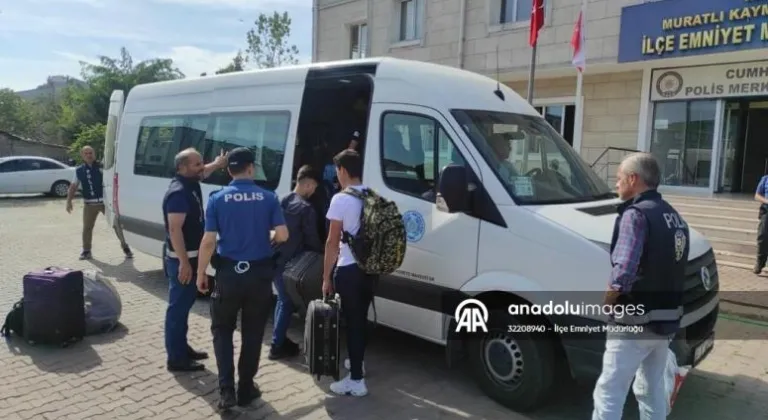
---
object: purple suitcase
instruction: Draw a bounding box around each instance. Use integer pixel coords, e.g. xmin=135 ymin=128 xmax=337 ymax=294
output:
xmin=23 ymin=267 xmax=85 ymax=346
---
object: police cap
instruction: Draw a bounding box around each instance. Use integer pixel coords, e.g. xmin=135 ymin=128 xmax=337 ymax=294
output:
xmin=227 ymin=147 xmax=256 ymax=171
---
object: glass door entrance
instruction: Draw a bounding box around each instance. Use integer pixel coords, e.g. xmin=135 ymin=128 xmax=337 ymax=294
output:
xmin=718 ymin=98 xmax=768 ymax=193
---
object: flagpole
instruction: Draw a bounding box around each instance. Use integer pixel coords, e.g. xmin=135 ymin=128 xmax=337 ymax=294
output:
xmin=573 ymin=0 xmax=587 ymax=153
xmin=526 ymin=44 xmax=537 ymax=104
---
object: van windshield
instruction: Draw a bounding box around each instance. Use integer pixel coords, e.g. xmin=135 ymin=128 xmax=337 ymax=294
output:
xmin=451 ymin=109 xmax=614 ymax=205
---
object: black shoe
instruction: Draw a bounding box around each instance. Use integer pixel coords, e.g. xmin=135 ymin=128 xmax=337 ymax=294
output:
xmin=755 ymin=260 xmax=765 ymax=274
xmin=187 ymin=347 xmax=209 ymax=361
xmin=79 ymin=251 xmax=92 ymax=260
xmin=123 ymin=246 xmax=134 ymax=259
xmin=218 ymin=388 xmax=237 ymax=411
xmin=237 ymin=382 xmax=262 ymax=407
xmin=167 ymin=361 xmax=205 ymax=372
xmin=268 ymin=339 xmax=300 ymax=360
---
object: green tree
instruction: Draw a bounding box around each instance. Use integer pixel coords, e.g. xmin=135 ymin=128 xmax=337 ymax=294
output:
xmin=245 ymin=12 xmax=300 ymax=68
xmin=68 ymin=122 xmax=106 ymax=160
xmin=216 ymin=50 xmax=246 ymax=74
xmin=0 ymin=88 xmax=35 ymax=136
xmin=59 ymin=47 xmax=184 ymax=141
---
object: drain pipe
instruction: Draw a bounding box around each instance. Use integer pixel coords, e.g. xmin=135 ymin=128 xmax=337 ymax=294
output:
xmin=457 ymin=0 xmax=466 ymax=68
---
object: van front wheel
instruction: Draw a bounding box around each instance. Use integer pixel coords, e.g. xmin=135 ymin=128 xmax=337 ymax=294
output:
xmin=467 ymin=312 xmax=556 ymax=412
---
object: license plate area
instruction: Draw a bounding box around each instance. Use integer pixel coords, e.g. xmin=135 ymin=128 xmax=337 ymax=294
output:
xmin=692 ymin=334 xmax=714 ymax=367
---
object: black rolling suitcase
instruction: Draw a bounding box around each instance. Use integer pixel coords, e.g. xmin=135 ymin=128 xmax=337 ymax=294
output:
xmin=304 ymin=294 xmax=341 ymax=381
xmin=22 ymin=267 xmax=85 ymax=346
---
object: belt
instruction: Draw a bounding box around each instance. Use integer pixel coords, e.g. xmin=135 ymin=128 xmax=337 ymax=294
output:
xmin=84 ymin=198 xmax=104 ymax=204
xmin=166 ymin=248 xmax=199 ymax=259
xmin=219 ymin=256 xmax=274 ymax=274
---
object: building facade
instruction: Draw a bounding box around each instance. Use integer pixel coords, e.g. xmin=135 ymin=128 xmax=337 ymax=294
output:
xmin=314 ymin=0 xmax=768 ymax=195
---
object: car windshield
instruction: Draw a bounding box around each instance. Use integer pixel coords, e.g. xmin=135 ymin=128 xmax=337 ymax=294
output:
xmin=451 ymin=109 xmax=614 ymax=205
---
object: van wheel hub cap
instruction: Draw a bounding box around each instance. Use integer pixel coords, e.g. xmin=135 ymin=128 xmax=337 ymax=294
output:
xmin=484 ymin=333 xmax=524 ymax=384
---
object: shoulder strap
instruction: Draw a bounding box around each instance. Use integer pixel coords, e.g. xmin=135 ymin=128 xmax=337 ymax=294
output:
xmin=341 ymin=187 xmax=365 ymax=200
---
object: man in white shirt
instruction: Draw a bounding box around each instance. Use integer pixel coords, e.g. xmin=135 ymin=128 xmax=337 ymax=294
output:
xmin=322 ymin=149 xmax=373 ymax=397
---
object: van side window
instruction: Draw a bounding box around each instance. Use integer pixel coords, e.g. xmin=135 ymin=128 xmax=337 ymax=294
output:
xmin=381 ymin=112 xmax=467 ymax=203
xmin=134 ymin=116 xmax=204 ymax=178
xmin=203 ymin=111 xmax=291 ymax=190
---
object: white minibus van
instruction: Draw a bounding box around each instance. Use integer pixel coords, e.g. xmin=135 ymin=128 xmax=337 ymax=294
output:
xmin=102 ymin=57 xmax=719 ymax=411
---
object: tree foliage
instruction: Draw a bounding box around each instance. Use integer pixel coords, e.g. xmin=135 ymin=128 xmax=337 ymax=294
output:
xmin=58 ymin=47 xmax=184 ymax=140
xmin=68 ymin=123 xmax=106 ymax=160
xmin=0 ymin=88 xmax=35 ymax=136
xmin=216 ymin=51 xmax=246 ymax=74
xmin=245 ymin=12 xmax=300 ymax=68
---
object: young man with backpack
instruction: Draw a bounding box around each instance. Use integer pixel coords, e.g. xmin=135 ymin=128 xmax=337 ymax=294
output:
xmin=322 ymin=149 xmax=407 ymax=397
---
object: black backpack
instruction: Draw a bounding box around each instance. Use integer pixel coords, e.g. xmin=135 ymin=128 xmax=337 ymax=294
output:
xmin=1 ymin=299 xmax=24 ymax=339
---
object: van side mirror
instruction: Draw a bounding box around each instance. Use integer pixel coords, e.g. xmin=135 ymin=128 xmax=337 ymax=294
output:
xmin=437 ymin=165 xmax=469 ymax=213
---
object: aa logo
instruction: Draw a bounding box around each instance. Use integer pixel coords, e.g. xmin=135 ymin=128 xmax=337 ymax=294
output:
xmin=454 ymin=298 xmax=488 ymax=333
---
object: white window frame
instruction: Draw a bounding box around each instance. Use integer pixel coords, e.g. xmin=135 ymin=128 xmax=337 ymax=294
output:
xmin=532 ymin=96 xmax=580 ymax=152
xmin=391 ymin=0 xmax=426 ymax=49
xmin=347 ymin=21 xmax=368 ymax=59
xmin=486 ymin=0 xmax=553 ymax=35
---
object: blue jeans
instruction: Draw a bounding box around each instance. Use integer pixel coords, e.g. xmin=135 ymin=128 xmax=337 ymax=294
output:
xmin=592 ymin=330 xmax=672 ymax=420
xmin=271 ymin=271 xmax=293 ymax=348
xmin=164 ymin=258 xmax=198 ymax=364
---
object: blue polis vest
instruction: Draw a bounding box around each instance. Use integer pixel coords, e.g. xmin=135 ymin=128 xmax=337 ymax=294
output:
xmin=76 ymin=163 xmax=104 ymax=203
xmin=610 ymin=190 xmax=689 ymax=334
xmin=162 ymin=176 xmax=204 ymax=259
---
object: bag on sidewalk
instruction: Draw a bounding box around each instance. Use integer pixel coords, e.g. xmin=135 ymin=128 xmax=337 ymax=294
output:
xmin=1 ymin=299 xmax=24 ymax=339
xmin=23 ymin=267 xmax=85 ymax=347
xmin=83 ymin=270 xmax=122 ymax=335
xmin=304 ymin=294 xmax=341 ymax=381
xmin=664 ymin=349 xmax=691 ymax=416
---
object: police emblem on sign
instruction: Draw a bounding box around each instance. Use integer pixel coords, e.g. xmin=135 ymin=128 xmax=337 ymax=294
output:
xmin=674 ymin=229 xmax=687 ymax=262
xmin=656 ymin=71 xmax=684 ymax=98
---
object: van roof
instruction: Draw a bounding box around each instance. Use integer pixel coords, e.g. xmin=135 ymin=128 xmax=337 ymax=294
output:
xmin=125 ymin=57 xmax=539 ymax=117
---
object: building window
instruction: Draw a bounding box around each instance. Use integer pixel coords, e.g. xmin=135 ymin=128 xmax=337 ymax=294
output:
xmin=397 ymin=0 xmax=422 ymax=42
xmin=532 ymin=104 xmax=576 ymax=151
xmin=350 ymin=23 xmax=368 ymax=59
xmin=649 ymin=100 xmax=717 ymax=187
xmin=494 ymin=0 xmax=541 ymax=25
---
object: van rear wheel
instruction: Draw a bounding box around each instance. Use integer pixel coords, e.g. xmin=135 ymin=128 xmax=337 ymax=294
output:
xmin=467 ymin=312 xmax=556 ymax=412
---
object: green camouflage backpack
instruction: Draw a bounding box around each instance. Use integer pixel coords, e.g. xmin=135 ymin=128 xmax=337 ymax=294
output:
xmin=341 ymin=187 xmax=407 ymax=275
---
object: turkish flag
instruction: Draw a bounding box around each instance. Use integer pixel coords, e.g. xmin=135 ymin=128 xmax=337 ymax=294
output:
xmin=529 ymin=0 xmax=545 ymax=47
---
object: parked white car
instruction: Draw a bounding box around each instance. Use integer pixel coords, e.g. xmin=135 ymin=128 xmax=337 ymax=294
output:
xmin=0 ymin=156 xmax=76 ymax=197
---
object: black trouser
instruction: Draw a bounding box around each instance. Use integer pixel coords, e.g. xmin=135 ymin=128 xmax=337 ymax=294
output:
xmin=334 ymin=264 xmax=374 ymax=380
xmin=210 ymin=257 xmax=274 ymax=391
xmin=758 ymin=211 xmax=768 ymax=266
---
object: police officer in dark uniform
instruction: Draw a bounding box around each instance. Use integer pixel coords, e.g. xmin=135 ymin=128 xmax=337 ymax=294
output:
xmin=196 ymin=147 xmax=289 ymax=411
xmin=162 ymin=147 xmax=227 ymax=372
xmin=592 ymin=152 xmax=689 ymax=420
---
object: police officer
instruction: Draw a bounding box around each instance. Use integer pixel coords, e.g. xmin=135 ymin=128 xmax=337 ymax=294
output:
xmin=196 ymin=147 xmax=289 ymax=411
xmin=592 ymin=152 xmax=689 ymax=420
xmin=162 ymin=147 xmax=227 ymax=372
xmin=66 ymin=145 xmax=133 ymax=260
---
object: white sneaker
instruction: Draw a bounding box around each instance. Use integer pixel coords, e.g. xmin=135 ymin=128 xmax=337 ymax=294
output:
xmin=344 ymin=358 xmax=366 ymax=376
xmin=330 ymin=374 xmax=368 ymax=396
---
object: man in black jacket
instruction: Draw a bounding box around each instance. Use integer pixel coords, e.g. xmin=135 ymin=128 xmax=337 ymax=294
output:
xmin=269 ymin=165 xmax=323 ymax=360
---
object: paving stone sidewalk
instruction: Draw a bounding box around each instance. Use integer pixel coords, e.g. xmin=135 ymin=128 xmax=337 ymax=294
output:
xmin=2 ymin=197 xmax=768 ymax=420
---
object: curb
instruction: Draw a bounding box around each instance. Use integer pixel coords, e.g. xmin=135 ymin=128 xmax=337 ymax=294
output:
xmin=718 ymin=300 xmax=768 ymax=323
